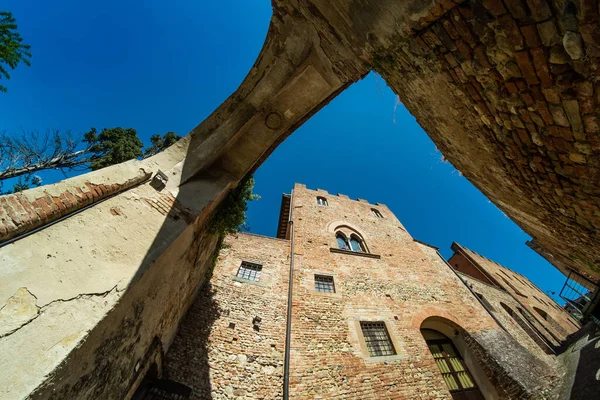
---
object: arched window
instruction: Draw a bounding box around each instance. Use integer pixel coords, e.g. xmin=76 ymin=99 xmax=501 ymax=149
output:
xmin=500 ymin=303 xmax=553 ymax=354
xmin=533 ymin=306 xmax=548 ymax=320
xmin=349 ymin=235 xmax=365 ymax=252
xmin=533 ymin=307 xmax=569 ymax=338
xmin=371 ymin=208 xmax=383 ymax=218
xmin=316 ymin=196 xmax=328 ymax=206
xmin=336 ymin=233 xmax=349 ymax=250
xmin=333 ymin=225 xmax=369 ymax=254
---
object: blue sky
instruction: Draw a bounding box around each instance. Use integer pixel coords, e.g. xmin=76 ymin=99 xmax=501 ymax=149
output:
xmin=1 ymin=1 xmax=568 ymax=303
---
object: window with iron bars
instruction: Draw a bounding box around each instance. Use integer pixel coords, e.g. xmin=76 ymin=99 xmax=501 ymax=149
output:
xmin=314 ymin=275 xmax=335 ymax=293
xmin=360 ymin=321 xmax=396 ymax=357
xmin=237 ymin=261 xmax=262 ymax=281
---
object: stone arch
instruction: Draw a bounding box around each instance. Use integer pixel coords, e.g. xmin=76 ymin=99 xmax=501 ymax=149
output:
xmin=420 ymin=316 xmax=497 ymax=400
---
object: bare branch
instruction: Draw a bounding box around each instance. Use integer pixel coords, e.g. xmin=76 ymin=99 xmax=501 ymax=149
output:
xmin=0 ymin=130 xmax=92 ymax=181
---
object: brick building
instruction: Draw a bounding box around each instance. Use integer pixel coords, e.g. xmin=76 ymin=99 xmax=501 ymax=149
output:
xmin=163 ymin=184 xmax=578 ymax=399
xmin=448 ymin=243 xmax=581 ymax=358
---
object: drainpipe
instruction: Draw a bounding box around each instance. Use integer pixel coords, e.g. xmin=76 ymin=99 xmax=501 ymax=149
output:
xmin=437 ymin=249 xmax=509 ymax=333
xmin=283 ymin=192 xmax=295 ymax=400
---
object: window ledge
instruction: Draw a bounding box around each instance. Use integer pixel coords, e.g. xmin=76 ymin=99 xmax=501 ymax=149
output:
xmin=312 ymin=290 xmax=343 ymax=299
xmin=330 ymin=248 xmax=381 ymax=259
xmin=363 ymin=354 xmax=406 ymax=363
xmin=232 ymin=276 xmax=266 ymax=287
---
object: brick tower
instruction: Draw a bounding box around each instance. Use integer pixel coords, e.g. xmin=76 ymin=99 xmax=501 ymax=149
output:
xmin=163 ymin=183 xmax=576 ymax=399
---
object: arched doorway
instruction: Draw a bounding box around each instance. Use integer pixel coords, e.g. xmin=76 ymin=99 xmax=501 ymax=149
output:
xmin=421 ymin=317 xmax=497 ymax=400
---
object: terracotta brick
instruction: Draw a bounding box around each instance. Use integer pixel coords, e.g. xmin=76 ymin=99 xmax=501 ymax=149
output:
xmin=31 ymin=200 xmax=48 ymax=221
xmin=520 ymin=25 xmax=541 ymax=48
xmin=524 ymin=0 xmax=552 ymax=22
xmin=505 ymin=81 xmax=519 ymax=94
xmin=441 ymin=17 xmax=460 ymax=40
xmin=451 ymin=9 xmax=476 ymax=45
xmin=530 ymin=47 xmax=553 ymax=87
xmin=498 ymin=15 xmax=524 ymax=49
xmin=59 ymin=193 xmax=73 ymax=209
xmin=514 ymin=51 xmax=540 ymax=85
xmin=578 ymin=0 xmax=599 ymax=23
xmin=520 ymin=93 xmax=535 ymax=107
xmin=503 ymin=0 xmax=529 ymax=21
xmin=481 ymin=0 xmax=507 ymax=16
xmin=455 ymin=39 xmax=473 ymax=61
xmin=18 ymin=197 xmax=40 ymax=224
xmin=579 ymin=23 xmax=600 ymax=58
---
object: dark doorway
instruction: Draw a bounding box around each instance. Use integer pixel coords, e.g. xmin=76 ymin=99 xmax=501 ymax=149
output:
xmin=132 ymin=363 xmax=192 ymax=400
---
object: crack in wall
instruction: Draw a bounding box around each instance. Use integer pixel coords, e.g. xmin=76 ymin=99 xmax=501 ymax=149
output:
xmin=0 ymin=285 xmax=119 ymax=339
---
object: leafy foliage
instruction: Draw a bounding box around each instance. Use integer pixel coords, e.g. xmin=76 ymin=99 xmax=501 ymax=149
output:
xmin=84 ymin=127 xmax=144 ymax=170
xmin=0 ymin=174 xmax=41 ymax=194
xmin=0 ymin=128 xmax=181 ymax=193
xmin=208 ymin=176 xmax=260 ymax=236
xmin=0 ymin=11 xmax=31 ymax=92
xmin=144 ymin=132 xmax=182 ymax=158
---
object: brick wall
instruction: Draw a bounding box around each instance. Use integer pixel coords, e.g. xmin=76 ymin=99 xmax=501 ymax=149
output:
xmin=374 ymin=0 xmax=600 ymax=283
xmin=453 ymin=244 xmax=579 ymax=346
xmin=458 ymin=270 xmax=557 ymax=360
xmin=287 ymin=184 xmax=550 ymax=398
xmin=0 ymin=170 xmax=150 ymax=243
xmin=165 ymin=233 xmax=290 ymax=399
xmin=165 ymin=184 xmax=557 ymax=399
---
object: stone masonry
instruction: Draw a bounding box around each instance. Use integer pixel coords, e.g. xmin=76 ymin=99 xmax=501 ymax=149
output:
xmin=165 ymin=233 xmax=290 ymax=399
xmin=373 ymin=0 xmax=600 ymax=283
xmin=448 ymin=244 xmax=580 ymax=361
xmin=165 ymin=184 xmax=572 ymax=399
xmin=3 ymin=1 xmax=600 ymax=397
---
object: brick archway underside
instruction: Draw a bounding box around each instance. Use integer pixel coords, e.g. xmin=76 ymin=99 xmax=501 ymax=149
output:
xmin=287 ymin=0 xmax=600 ymax=282
xmin=370 ymin=0 xmax=600 ymax=282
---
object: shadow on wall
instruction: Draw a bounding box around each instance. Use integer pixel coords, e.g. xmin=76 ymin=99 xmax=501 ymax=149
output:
xmin=163 ymin=283 xmax=221 ymax=399
xmin=567 ymin=323 xmax=600 ymax=400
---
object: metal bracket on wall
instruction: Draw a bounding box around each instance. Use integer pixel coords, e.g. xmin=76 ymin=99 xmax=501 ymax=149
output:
xmin=150 ymin=170 xmax=169 ymax=191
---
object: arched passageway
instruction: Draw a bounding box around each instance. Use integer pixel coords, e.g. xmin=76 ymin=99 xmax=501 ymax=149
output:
xmin=420 ymin=317 xmax=498 ymax=400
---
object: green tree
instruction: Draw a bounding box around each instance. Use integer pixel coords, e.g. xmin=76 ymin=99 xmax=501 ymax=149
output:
xmin=144 ymin=131 xmax=181 ymax=158
xmin=0 ymin=128 xmax=180 ymax=193
xmin=0 ymin=11 xmax=31 ymax=92
xmin=209 ymin=176 xmax=260 ymax=235
xmin=84 ymin=127 xmax=144 ymax=170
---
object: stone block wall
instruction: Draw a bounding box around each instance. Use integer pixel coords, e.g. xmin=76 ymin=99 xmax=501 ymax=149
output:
xmin=165 ymin=233 xmax=291 ymax=400
xmin=374 ymin=0 xmax=600 ymax=283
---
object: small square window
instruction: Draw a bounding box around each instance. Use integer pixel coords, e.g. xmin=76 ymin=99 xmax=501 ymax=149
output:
xmin=360 ymin=321 xmax=396 ymax=357
xmin=237 ymin=261 xmax=262 ymax=281
xmin=314 ymin=275 xmax=335 ymax=293
xmin=371 ymin=208 xmax=383 ymax=218
xmin=316 ymin=196 xmax=328 ymax=206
